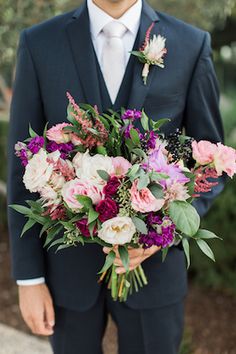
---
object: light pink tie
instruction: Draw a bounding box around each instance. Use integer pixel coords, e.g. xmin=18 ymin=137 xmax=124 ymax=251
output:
xmin=102 ymin=21 xmax=127 ymax=103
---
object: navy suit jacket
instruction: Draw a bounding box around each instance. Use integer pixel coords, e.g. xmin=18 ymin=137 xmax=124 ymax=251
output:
xmin=8 ymin=1 xmax=224 ymax=311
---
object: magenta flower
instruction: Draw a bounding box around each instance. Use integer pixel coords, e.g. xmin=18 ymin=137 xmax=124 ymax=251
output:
xmin=121 ymin=109 xmax=142 ymax=121
xmin=28 ymin=136 xmax=44 ymax=154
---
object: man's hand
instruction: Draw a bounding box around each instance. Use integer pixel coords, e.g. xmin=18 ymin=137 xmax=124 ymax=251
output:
xmin=103 ymin=245 xmax=161 ymax=274
xmin=18 ymin=283 xmax=55 ymax=336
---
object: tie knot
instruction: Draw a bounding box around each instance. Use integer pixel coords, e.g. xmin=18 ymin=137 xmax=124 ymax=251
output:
xmin=102 ymin=21 xmax=127 ymax=39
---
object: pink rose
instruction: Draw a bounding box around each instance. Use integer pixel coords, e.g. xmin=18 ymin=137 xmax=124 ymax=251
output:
xmin=213 ymin=143 xmax=236 ymax=178
xmin=46 ymin=123 xmax=72 ymax=144
xmin=192 ymin=140 xmax=217 ymax=165
xmin=61 ymin=178 xmax=103 ymax=211
xmin=112 ymin=157 xmax=132 ymax=177
xmin=130 ymin=180 xmax=165 ymax=213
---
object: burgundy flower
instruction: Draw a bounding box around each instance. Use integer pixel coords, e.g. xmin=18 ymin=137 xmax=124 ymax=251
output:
xmin=95 ymin=198 xmax=119 ymax=222
xmin=103 ymin=176 xmax=120 ymax=197
xmin=28 ymin=136 xmax=44 ymax=154
xmin=76 ymin=218 xmax=97 ymax=238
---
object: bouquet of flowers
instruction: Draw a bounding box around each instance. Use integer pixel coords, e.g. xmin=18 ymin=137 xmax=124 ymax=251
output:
xmin=11 ymin=93 xmax=236 ymax=301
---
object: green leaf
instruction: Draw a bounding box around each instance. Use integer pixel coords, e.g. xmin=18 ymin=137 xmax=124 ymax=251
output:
xmin=118 ymin=246 xmax=130 ymax=272
xmin=130 ymin=128 xmax=140 ymax=145
xmin=98 ymin=250 xmax=116 ymax=274
xmin=97 ymin=169 xmax=110 ymax=181
xmin=131 ymin=148 xmax=147 ymax=159
xmin=149 ymin=171 xmax=169 ymax=181
xmin=125 ymin=138 xmax=135 ymax=151
xmin=96 ymin=146 xmax=108 ymax=156
xmin=196 ymin=239 xmax=215 ymax=262
xmin=98 ymin=115 xmax=110 ymax=131
xmin=141 ymin=110 xmax=149 ymax=131
xmin=148 ymin=183 xmax=164 ymax=199
xmin=56 ymin=244 xmax=73 ymax=252
xmin=194 ymin=229 xmax=222 ymax=240
xmin=20 ymin=219 xmax=37 ymax=237
xmin=29 ymin=123 xmax=38 ymax=138
xmin=131 ymin=216 xmax=148 ymax=235
xmin=9 ymin=204 xmax=31 ymax=215
xmin=182 ymin=237 xmax=190 ymax=268
xmin=152 ymin=118 xmax=170 ymax=131
xmin=127 ymin=164 xmax=140 ymax=178
xmin=137 ymin=173 xmax=150 ymax=190
xmin=43 ymin=122 xmax=49 ymax=139
xmin=47 ymin=237 xmax=65 ymax=250
xmin=39 ymin=221 xmax=53 ymax=238
xmin=169 ymin=201 xmax=200 ymax=237
xmin=44 ymin=224 xmax=63 ymax=248
xmin=75 ymin=195 xmax=93 ymax=209
xmin=26 ymin=200 xmax=43 ymax=213
xmin=88 ymin=208 xmax=99 ymax=224
xmin=162 ymin=247 xmax=169 ymax=262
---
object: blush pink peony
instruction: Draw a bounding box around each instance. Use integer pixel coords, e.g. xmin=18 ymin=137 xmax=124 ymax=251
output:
xmin=46 ymin=123 xmax=72 ymax=144
xmin=192 ymin=140 xmax=217 ymax=165
xmin=61 ymin=178 xmax=103 ymax=211
xmin=130 ymin=180 xmax=165 ymax=213
xmin=112 ymin=157 xmax=132 ymax=177
xmin=213 ymin=143 xmax=236 ymax=178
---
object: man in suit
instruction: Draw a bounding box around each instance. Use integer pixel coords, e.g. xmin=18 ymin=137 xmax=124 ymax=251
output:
xmin=8 ymin=0 xmax=224 ymax=353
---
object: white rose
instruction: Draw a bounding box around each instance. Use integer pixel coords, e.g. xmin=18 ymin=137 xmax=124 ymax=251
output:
xmin=98 ymin=216 xmax=136 ymax=245
xmin=50 ymin=172 xmax=65 ymax=190
xmin=23 ymin=149 xmax=53 ymax=193
xmin=73 ymin=150 xmax=114 ymax=185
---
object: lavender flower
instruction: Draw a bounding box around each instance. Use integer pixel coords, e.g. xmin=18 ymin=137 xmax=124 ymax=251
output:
xmin=122 ymin=109 xmax=142 ymax=121
xmin=28 ymin=136 xmax=44 ymax=154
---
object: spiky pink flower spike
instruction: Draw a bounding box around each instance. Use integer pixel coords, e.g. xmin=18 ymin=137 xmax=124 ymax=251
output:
xmin=140 ymin=22 xmax=155 ymax=51
xmin=193 ymin=167 xmax=219 ymax=196
xmin=66 ymin=92 xmax=82 ymax=115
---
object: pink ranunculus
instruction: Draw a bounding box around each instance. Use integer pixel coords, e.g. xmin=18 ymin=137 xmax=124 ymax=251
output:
xmin=61 ymin=178 xmax=103 ymax=211
xmin=213 ymin=143 xmax=236 ymax=178
xmin=111 ymin=157 xmax=132 ymax=177
xmin=130 ymin=180 xmax=165 ymax=213
xmin=192 ymin=140 xmax=217 ymax=165
xmin=46 ymin=123 xmax=72 ymax=144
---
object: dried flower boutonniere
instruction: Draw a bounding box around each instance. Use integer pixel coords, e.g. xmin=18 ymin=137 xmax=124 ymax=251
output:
xmin=131 ymin=22 xmax=167 ymax=85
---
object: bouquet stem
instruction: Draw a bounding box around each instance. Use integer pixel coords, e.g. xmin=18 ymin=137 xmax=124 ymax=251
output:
xmin=99 ymin=264 xmax=148 ymax=302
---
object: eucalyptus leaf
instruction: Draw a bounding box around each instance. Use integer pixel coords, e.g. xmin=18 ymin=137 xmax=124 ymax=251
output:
xmin=152 ymin=118 xmax=170 ymax=131
xmin=196 ymin=239 xmax=215 ymax=262
xmin=97 ymin=169 xmax=110 ymax=181
xmin=182 ymin=238 xmax=190 ymax=268
xmin=194 ymin=229 xmax=222 ymax=240
xmin=118 ymin=246 xmax=130 ymax=272
xmin=137 ymin=173 xmax=150 ymax=190
xmin=98 ymin=250 xmax=116 ymax=274
xmin=148 ymin=183 xmax=164 ymax=199
xmin=131 ymin=216 xmax=148 ymax=235
xmin=141 ymin=110 xmax=149 ymax=131
xmin=169 ymin=201 xmax=200 ymax=237
xmin=20 ymin=219 xmax=37 ymax=237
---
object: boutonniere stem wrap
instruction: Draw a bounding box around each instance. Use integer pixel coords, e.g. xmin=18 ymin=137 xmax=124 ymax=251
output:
xmin=131 ymin=22 xmax=167 ymax=85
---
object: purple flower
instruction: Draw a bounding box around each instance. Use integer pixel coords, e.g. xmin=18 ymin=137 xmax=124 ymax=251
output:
xmin=123 ymin=124 xmax=133 ymax=139
xmin=139 ymin=216 xmax=175 ymax=249
xmin=46 ymin=141 xmax=74 ymax=159
xmin=122 ymin=109 xmax=142 ymax=121
xmin=28 ymin=136 xmax=44 ymax=154
xmin=147 ymin=131 xmax=159 ymax=149
xmin=145 ymin=148 xmax=190 ymax=187
xmin=19 ymin=149 xmax=29 ymax=167
xmin=147 ymin=212 xmax=162 ymax=225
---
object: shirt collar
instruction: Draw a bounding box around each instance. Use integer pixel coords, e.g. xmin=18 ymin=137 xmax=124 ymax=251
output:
xmin=87 ymin=0 xmax=142 ymax=39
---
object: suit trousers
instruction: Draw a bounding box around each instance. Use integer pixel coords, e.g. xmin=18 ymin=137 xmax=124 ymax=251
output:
xmin=50 ymin=286 xmax=185 ymax=354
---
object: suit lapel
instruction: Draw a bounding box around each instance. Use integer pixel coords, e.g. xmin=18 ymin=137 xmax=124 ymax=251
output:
xmin=127 ymin=1 xmax=161 ymax=110
xmin=65 ymin=3 xmax=103 ymax=112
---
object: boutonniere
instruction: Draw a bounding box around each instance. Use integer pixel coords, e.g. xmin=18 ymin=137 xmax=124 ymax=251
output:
xmin=131 ymin=22 xmax=167 ymax=85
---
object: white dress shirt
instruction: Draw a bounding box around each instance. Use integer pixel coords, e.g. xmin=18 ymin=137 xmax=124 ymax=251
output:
xmin=17 ymin=0 xmax=142 ymax=286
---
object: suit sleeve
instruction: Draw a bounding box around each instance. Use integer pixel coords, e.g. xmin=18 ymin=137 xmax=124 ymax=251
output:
xmin=7 ymin=30 xmax=46 ymax=280
xmin=184 ymin=32 xmax=225 ymax=217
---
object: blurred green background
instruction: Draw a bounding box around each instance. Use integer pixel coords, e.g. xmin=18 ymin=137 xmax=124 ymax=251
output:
xmin=2 ymin=0 xmax=236 ymax=294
